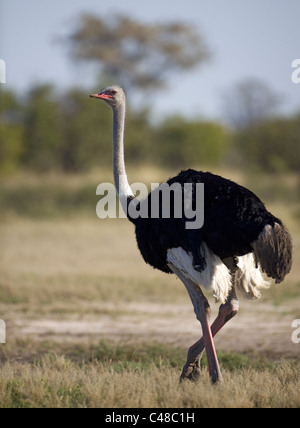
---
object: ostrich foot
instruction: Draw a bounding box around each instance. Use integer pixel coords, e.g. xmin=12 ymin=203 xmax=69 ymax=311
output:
xmin=180 ymin=359 xmax=201 ymax=382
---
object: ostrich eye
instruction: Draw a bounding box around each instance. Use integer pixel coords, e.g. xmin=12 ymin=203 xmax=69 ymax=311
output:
xmin=110 ymin=90 xmax=117 ymax=95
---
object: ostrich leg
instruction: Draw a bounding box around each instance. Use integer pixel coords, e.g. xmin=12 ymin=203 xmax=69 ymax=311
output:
xmin=168 ymin=263 xmax=222 ymax=384
xmin=180 ymin=284 xmax=239 ymax=382
xmin=180 ymin=259 xmax=239 ymax=382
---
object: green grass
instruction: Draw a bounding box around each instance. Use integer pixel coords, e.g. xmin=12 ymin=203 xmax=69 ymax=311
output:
xmin=1 ymin=339 xmax=300 ymax=408
xmin=0 ymin=338 xmax=277 ymax=371
xmin=262 ymin=280 xmax=300 ymax=308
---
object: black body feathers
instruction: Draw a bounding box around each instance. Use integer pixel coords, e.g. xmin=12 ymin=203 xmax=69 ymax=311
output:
xmin=130 ymin=169 xmax=292 ymax=282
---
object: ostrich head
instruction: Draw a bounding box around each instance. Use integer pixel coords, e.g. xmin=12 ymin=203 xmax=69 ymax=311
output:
xmin=89 ymin=85 xmax=125 ymax=107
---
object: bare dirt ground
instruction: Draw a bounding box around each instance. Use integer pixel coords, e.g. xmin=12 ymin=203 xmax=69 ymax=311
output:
xmin=9 ymin=299 xmax=300 ymax=358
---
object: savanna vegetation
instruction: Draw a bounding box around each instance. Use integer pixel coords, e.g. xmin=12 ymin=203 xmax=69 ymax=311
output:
xmin=0 ymin=171 xmax=299 ymax=408
xmin=1 ymin=83 xmax=300 ymax=174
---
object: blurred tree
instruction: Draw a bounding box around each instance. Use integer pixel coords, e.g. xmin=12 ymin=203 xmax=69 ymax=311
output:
xmin=155 ymin=116 xmax=231 ymax=168
xmin=236 ymin=113 xmax=300 ymax=172
xmin=223 ymin=78 xmax=281 ymax=129
xmin=23 ymin=85 xmax=63 ymax=171
xmin=0 ymin=89 xmax=24 ymax=174
xmin=66 ymin=14 xmax=210 ymax=96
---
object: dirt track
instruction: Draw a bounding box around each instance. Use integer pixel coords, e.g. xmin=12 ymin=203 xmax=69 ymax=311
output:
xmin=10 ymin=299 xmax=300 ymax=357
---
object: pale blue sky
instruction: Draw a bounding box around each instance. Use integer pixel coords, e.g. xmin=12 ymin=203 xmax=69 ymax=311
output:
xmin=1 ymin=0 xmax=299 ymax=119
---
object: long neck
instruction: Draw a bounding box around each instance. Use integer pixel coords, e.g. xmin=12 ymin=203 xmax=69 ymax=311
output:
xmin=112 ymin=102 xmax=134 ymax=212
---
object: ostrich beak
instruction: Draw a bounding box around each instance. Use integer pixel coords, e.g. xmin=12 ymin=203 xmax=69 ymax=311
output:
xmin=89 ymin=93 xmax=113 ymax=100
xmin=89 ymin=93 xmax=102 ymax=99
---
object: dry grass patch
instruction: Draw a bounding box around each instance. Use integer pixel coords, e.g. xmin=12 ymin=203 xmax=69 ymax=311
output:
xmin=0 ymin=340 xmax=300 ymax=408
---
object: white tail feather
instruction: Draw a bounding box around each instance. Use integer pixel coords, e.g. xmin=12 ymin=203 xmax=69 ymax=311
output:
xmin=236 ymin=253 xmax=270 ymax=299
xmin=167 ymin=244 xmax=231 ymax=304
xmin=167 ymin=245 xmax=271 ymax=303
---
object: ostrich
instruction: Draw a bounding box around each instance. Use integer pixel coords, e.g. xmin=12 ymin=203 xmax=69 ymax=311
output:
xmin=90 ymin=86 xmax=292 ymax=384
